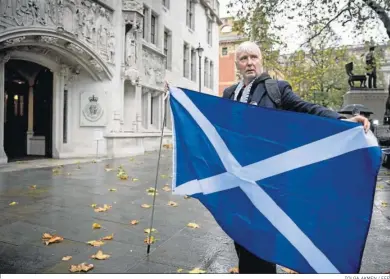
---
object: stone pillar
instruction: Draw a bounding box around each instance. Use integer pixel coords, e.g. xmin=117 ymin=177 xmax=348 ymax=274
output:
xmin=0 ymin=54 xmax=9 ymax=164
xmin=135 ymin=83 xmax=142 ymax=132
xmin=343 ymin=89 xmax=388 ymax=124
xmin=52 ymin=71 xmax=65 ymax=158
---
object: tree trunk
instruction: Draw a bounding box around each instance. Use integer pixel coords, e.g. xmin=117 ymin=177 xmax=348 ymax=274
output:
xmin=363 ymin=0 xmax=390 ymax=38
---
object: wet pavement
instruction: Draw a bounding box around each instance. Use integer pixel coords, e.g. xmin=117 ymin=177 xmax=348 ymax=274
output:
xmin=0 ymin=150 xmax=389 ymax=274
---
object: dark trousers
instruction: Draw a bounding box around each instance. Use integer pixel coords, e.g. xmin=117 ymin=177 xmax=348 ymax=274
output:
xmin=234 ymin=242 xmax=276 ymax=274
xmin=368 ymin=69 xmax=377 ymax=88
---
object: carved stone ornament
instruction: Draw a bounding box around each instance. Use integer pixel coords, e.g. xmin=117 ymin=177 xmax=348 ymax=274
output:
xmin=121 ymin=66 xmax=140 ymax=85
xmin=39 ymin=35 xmax=59 ymax=45
xmin=0 ymin=0 xmax=116 ymax=65
xmin=142 ymin=50 xmax=165 ymax=87
xmin=80 ymin=90 xmax=106 ymax=127
xmin=90 ymin=59 xmax=103 ymax=72
xmin=65 ymin=42 xmax=84 ymax=55
xmin=3 ymin=37 xmax=26 ymax=46
xmin=122 ymin=0 xmax=143 ymax=13
xmin=0 ymin=52 xmax=11 ymax=63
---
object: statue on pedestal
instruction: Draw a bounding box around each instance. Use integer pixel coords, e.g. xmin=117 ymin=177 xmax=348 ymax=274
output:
xmin=365 ymin=46 xmax=377 ymax=89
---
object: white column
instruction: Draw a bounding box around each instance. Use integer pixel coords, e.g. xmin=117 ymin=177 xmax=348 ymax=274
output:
xmin=52 ymin=71 xmax=65 ymax=158
xmin=0 ymin=54 xmax=9 ymax=164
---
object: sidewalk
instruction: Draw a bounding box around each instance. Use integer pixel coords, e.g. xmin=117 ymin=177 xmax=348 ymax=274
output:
xmin=0 ymin=151 xmax=388 ymax=273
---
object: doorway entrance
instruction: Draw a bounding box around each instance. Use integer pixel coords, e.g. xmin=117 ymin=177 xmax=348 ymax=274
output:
xmin=4 ymin=60 xmax=53 ymax=162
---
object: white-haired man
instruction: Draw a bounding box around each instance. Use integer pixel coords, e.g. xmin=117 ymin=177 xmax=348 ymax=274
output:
xmin=222 ymin=41 xmax=370 ymax=274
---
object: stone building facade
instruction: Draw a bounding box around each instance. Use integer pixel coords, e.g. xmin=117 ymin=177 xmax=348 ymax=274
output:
xmin=0 ymin=0 xmax=221 ymax=163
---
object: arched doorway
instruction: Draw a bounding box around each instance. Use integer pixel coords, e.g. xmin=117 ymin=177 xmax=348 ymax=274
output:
xmin=4 ymin=60 xmax=53 ymax=161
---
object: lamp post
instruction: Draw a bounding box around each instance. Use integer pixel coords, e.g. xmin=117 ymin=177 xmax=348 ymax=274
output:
xmin=196 ymin=43 xmax=204 ymax=92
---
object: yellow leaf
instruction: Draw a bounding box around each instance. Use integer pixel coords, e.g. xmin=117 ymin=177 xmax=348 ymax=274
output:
xmin=42 ymin=233 xmax=53 ymax=240
xmin=377 ymin=185 xmax=384 ymax=190
xmin=92 ymin=160 xmax=97 ymax=163
xmin=132 ymin=178 xmax=139 ymax=182
xmin=101 ymin=234 xmax=114 ymax=240
xmin=130 ymin=220 xmax=139 ymax=225
xmin=30 ymin=185 xmax=37 ymax=190
xmin=62 ymin=256 xmax=72 ymax=261
xmin=161 ymin=174 xmax=168 ymax=178
xmin=228 ymin=267 xmax=239 ymax=274
xmin=281 ymin=267 xmax=299 ymax=274
xmin=69 ymin=263 xmax=94 ymax=273
xmin=92 ymin=223 xmax=101 ymax=229
xmin=187 ymin=223 xmax=200 ymax=229
xmin=91 ymin=250 xmax=110 ymax=260
xmin=184 ymin=195 xmax=191 ymax=199
xmin=146 ymin=187 xmax=157 ymax=193
xmin=177 ymin=268 xmax=184 ymax=273
xmin=144 ymin=236 xmax=155 ymax=244
xmin=382 ymin=202 xmax=388 ymax=207
xmin=9 ymin=201 xmax=18 ymax=206
xmin=87 ymin=240 xmax=105 ymax=247
xmin=129 ymin=157 xmax=134 ymax=161
xmin=45 ymin=235 xmax=64 ymax=246
xmin=141 ymin=204 xmax=151 ymax=209
xmin=91 ymin=204 xmax=97 ymax=208
xmin=148 ymin=192 xmax=159 ymax=196
xmin=162 ymin=185 xmax=171 ymax=192
xmin=94 ymin=204 xmax=112 ymax=212
xmin=189 ymin=268 xmax=206 ymax=274
xmin=167 ymin=201 xmax=178 ymax=207
xmin=144 ymin=228 xmax=157 ymax=234
xmin=109 ymin=188 xmax=117 ymax=192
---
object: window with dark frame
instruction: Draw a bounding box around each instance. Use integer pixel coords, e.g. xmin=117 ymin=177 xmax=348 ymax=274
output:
xmin=191 ymin=48 xmax=196 ymax=81
xmin=222 ymin=47 xmax=227 ymax=56
xmin=151 ymin=14 xmax=156 ymax=45
xmin=164 ymin=30 xmax=168 ymax=68
xmin=207 ymin=19 xmax=212 ymax=45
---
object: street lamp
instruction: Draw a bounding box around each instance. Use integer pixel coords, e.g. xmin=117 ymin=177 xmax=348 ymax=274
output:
xmin=196 ymin=43 xmax=204 ymax=92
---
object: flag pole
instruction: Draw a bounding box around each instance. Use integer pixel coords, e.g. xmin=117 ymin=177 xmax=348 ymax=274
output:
xmin=146 ymin=84 xmax=169 ymax=255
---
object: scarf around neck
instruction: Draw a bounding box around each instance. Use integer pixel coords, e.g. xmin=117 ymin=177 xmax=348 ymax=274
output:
xmin=233 ymin=73 xmax=271 ymax=103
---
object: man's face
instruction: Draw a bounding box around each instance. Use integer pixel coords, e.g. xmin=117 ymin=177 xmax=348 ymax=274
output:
xmin=236 ymin=50 xmax=262 ymax=81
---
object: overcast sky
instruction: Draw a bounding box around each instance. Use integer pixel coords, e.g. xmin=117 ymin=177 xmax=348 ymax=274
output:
xmin=217 ymin=0 xmax=388 ymax=54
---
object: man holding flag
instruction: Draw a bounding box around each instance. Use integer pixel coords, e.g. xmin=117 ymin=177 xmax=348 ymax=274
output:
xmin=167 ymin=41 xmax=381 ymax=274
xmin=221 ymin=41 xmax=370 ymax=274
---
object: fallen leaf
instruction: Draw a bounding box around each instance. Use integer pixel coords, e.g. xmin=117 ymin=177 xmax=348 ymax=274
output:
xmin=109 ymin=188 xmax=117 ymax=192
xmin=9 ymin=201 xmax=18 ymax=206
xmin=69 ymin=263 xmax=94 ymax=273
xmin=94 ymin=204 xmax=112 ymax=212
xmin=105 ymin=165 xmax=113 ymax=172
xmin=144 ymin=228 xmax=157 ymax=234
xmin=187 ymin=223 xmax=200 ymax=229
xmin=377 ymin=185 xmax=384 ymax=190
xmin=141 ymin=204 xmax=152 ymax=209
xmin=45 ymin=235 xmax=64 ymax=245
xmin=87 ymin=240 xmax=105 ymax=247
xmin=189 ymin=268 xmax=206 ymax=274
xmin=101 ymin=234 xmax=114 ymax=240
xmin=92 ymin=160 xmax=97 ymax=163
xmin=146 ymin=187 xmax=157 ymax=193
xmin=91 ymin=250 xmax=110 ymax=260
xmin=162 ymin=185 xmax=171 ymax=192
xmin=62 ymin=256 xmax=72 ymax=261
xmin=281 ymin=267 xmax=299 ymax=274
xmin=148 ymin=192 xmax=158 ymax=196
xmin=52 ymin=168 xmax=61 ymax=175
xmin=177 ymin=268 xmax=184 ymax=273
xmin=129 ymin=157 xmax=134 ymax=161
xmin=184 ymin=195 xmax=191 ymax=199
xmin=161 ymin=174 xmax=168 ymax=178
xmin=92 ymin=223 xmax=101 ymax=229
xmin=42 ymin=233 xmax=53 ymax=240
xmin=168 ymin=201 xmax=178 ymax=207
xmin=30 ymin=185 xmax=37 ymax=190
xmin=91 ymin=204 xmax=97 ymax=208
xmin=144 ymin=236 xmax=155 ymax=244
xmin=132 ymin=178 xmax=139 ymax=182
xmin=381 ymin=202 xmax=388 ymax=207
xmin=130 ymin=220 xmax=139 ymax=225
xmin=229 ymin=267 xmax=239 ymax=274
xmin=67 ymin=173 xmax=71 ymax=176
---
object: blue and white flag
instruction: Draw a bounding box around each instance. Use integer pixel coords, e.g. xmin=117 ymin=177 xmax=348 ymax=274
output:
xmin=169 ymin=86 xmax=382 ymax=274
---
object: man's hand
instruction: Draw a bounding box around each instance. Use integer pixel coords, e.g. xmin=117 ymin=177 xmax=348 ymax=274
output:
xmin=342 ymin=115 xmax=371 ymax=133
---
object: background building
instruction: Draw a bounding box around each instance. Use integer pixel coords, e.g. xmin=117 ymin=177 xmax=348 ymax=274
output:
xmin=0 ymin=0 xmax=222 ymax=164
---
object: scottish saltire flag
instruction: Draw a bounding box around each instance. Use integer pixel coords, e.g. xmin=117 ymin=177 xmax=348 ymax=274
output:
xmin=168 ymin=86 xmax=382 ymax=274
